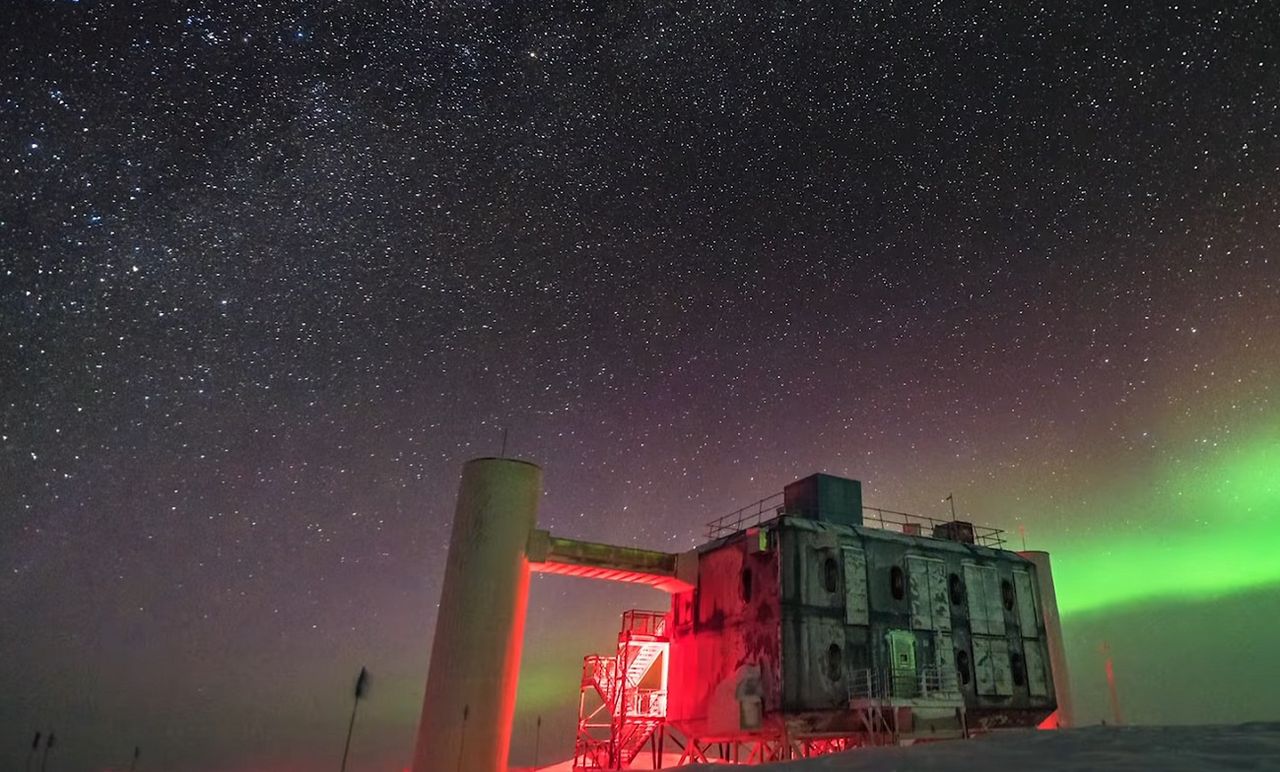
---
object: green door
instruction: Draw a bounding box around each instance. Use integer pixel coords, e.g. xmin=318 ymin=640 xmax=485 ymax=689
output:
xmin=887 ymin=629 xmax=918 ymax=698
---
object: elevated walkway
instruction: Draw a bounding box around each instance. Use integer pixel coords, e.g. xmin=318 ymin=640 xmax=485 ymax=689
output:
xmin=527 ymin=531 xmax=694 ymax=593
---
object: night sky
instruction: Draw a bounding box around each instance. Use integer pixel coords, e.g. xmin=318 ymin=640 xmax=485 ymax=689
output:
xmin=3 ymin=1 xmax=1279 ymax=770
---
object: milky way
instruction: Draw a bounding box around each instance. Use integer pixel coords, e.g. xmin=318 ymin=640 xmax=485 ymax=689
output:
xmin=2 ymin=2 xmax=1278 ymax=770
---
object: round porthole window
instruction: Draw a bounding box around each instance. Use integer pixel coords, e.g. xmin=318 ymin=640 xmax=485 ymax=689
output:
xmin=1011 ymin=652 xmax=1027 ymax=687
xmin=823 ymin=557 xmax=841 ymax=593
xmin=955 ymin=649 xmax=972 ymax=686
xmin=890 ymin=565 xmax=906 ymax=600
xmin=826 ymin=643 xmax=843 ymax=681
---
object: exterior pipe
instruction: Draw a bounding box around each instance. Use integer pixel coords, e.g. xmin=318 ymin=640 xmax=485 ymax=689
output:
xmin=412 ymin=458 xmax=542 ymax=772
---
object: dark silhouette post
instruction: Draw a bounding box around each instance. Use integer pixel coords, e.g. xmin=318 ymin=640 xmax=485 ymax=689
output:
xmin=533 ymin=715 xmax=542 ymax=769
xmin=339 ymin=667 xmax=369 ymax=772
xmin=39 ymin=732 xmax=55 ymax=772
xmin=455 ymin=705 xmax=469 ymax=772
xmin=129 ymin=746 xmax=141 ymax=771
xmin=25 ymin=731 xmax=41 ymax=772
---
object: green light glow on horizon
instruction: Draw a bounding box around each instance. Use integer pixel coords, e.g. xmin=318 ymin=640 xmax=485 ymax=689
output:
xmin=1053 ymin=434 xmax=1280 ymax=616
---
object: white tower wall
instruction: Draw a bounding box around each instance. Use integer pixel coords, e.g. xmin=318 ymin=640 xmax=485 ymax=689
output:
xmin=412 ymin=457 xmax=541 ymax=772
xmin=1020 ymin=550 xmax=1074 ymax=728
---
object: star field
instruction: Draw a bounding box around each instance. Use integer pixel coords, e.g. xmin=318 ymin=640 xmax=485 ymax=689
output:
xmin=2 ymin=1 xmax=1279 ymax=770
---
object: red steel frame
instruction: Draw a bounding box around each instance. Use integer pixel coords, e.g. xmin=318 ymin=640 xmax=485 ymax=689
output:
xmin=572 ymin=611 xmax=867 ymax=770
xmin=574 ymin=610 xmax=670 ymax=770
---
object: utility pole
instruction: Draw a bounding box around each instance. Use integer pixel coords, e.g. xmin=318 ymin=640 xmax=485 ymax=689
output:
xmin=945 ymin=493 xmax=957 ymax=521
xmin=1100 ymin=641 xmax=1124 ymax=726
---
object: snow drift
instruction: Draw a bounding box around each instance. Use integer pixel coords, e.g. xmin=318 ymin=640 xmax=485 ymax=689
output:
xmin=676 ymin=724 xmax=1280 ymax=771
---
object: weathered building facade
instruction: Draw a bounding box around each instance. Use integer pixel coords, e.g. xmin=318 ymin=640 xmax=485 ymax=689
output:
xmin=663 ymin=473 xmax=1059 ymax=754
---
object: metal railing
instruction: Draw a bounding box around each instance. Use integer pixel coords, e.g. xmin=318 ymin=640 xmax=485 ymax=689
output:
xmin=848 ymin=666 xmax=962 ymax=702
xmin=862 ymin=506 xmax=1006 ymax=549
xmin=704 ymin=492 xmax=785 ymax=540
xmin=704 ymin=494 xmax=1007 ymax=548
xmin=620 ymin=609 xmax=668 ymax=638
xmin=583 ymin=654 xmax=617 ymax=694
xmin=622 ymin=688 xmax=667 ymax=718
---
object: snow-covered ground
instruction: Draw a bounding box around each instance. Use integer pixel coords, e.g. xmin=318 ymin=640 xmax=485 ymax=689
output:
xmin=675 ymin=724 xmax=1280 ymax=771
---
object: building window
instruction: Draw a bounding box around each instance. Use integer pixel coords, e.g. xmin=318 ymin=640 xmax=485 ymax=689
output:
xmin=1001 ymin=579 xmax=1016 ymax=611
xmin=741 ymin=566 xmax=753 ymax=603
xmin=890 ymin=565 xmax=905 ymax=600
xmin=1010 ymin=651 xmax=1026 ymax=687
xmin=826 ymin=644 xmax=843 ymax=681
xmin=823 ymin=557 xmax=840 ymax=593
xmin=955 ymin=649 xmax=972 ymax=686
xmin=949 ymin=573 xmax=965 ymax=605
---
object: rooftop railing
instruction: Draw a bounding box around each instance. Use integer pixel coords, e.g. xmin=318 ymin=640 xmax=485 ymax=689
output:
xmin=704 ymin=492 xmax=784 ymax=540
xmin=862 ymin=506 xmax=1007 ymax=549
xmin=704 ymin=493 xmax=1007 ymax=548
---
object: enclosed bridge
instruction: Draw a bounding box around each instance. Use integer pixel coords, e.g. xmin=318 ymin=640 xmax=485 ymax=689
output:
xmin=410 ymin=458 xmax=1072 ymax=772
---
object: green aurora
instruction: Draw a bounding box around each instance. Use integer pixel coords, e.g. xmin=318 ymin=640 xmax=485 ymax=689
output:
xmin=1050 ymin=433 xmax=1280 ymax=616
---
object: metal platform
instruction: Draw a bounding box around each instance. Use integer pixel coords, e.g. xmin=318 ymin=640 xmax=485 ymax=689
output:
xmin=847 ymin=666 xmax=968 ymax=744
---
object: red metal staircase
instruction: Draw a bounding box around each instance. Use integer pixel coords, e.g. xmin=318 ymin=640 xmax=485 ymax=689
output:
xmin=573 ymin=610 xmax=670 ymax=770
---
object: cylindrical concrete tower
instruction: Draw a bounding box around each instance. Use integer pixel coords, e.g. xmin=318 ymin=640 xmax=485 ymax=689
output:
xmin=412 ymin=458 xmax=542 ymax=772
xmin=1020 ymin=550 xmax=1074 ymax=728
